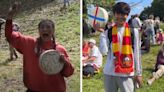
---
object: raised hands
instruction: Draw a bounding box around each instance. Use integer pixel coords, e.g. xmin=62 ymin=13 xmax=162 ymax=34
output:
xmin=7 ymin=1 xmax=21 ymax=19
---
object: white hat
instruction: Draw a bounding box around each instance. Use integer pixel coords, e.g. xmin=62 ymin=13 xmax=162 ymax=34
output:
xmin=89 ymin=39 xmax=96 ymax=44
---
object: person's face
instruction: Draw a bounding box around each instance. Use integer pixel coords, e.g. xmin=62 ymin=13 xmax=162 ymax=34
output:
xmin=89 ymin=42 xmax=94 ymax=48
xmin=114 ymin=13 xmax=128 ymax=26
xmin=39 ymin=22 xmax=54 ymax=42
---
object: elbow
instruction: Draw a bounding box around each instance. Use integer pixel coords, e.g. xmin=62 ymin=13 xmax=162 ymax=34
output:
xmin=63 ymin=67 xmax=74 ymax=77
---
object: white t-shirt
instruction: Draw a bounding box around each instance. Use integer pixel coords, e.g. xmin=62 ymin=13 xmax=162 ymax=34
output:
xmin=132 ymin=17 xmax=142 ymax=28
xmin=99 ymin=32 xmax=108 ymax=55
xmin=84 ymin=45 xmax=102 ymax=68
xmin=145 ymin=19 xmax=154 ymax=29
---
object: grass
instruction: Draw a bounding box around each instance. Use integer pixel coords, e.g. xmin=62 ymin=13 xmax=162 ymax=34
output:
xmin=83 ymin=32 xmax=164 ymax=92
xmin=0 ymin=0 xmax=80 ymax=92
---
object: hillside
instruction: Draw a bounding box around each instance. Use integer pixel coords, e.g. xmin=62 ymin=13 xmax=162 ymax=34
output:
xmin=83 ymin=33 xmax=164 ymax=92
xmin=0 ymin=0 xmax=80 ymax=92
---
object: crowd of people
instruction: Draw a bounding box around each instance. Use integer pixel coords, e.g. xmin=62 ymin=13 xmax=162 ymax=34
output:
xmin=83 ymin=2 xmax=164 ymax=92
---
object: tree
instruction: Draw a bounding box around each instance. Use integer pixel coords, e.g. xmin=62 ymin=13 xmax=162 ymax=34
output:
xmin=140 ymin=0 xmax=164 ymax=21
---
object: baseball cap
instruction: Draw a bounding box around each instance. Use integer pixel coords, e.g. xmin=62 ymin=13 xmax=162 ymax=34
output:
xmin=89 ymin=39 xmax=96 ymax=44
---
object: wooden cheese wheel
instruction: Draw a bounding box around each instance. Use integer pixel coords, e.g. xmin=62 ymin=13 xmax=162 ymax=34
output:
xmin=39 ymin=49 xmax=64 ymax=75
xmin=88 ymin=6 xmax=109 ymax=28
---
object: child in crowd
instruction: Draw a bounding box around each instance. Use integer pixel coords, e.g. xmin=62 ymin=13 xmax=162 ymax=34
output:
xmin=156 ymin=29 xmax=164 ymax=45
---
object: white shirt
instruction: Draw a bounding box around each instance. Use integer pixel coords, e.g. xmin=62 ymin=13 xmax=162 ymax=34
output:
xmin=132 ymin=17 xmax=142 ymax=28
xmin=145 ymin=19 xmax=154 ymax=29
xmin=103 ymin=26 xmax=142 ymax=77
xmin=99 ymin=32 xmax=108 ymax=55
xmin=84 ymin=45 xmax=103 ymax=68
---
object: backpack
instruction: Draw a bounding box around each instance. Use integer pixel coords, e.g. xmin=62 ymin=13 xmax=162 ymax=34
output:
xmin=107 ymin=27 xmax=134 ymax=49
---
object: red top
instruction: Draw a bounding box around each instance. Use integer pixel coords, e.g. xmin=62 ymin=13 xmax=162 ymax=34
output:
xmin=82 ymin=42 xmax=90 ymax=57
xmin=5 ymin=20 xmax=74 ymax=92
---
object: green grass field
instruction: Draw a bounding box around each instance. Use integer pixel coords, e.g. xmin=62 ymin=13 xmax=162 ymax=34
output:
xmin=0 ymin=0 xmax=80 ymax=92
xmin=83 ymin=33 xmax=164 ymax=92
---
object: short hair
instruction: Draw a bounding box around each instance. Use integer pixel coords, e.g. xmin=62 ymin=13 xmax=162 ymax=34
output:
xmin=112 ymin=2 xmax=130 ymax=15
xmin=149 ymin=15 xmax=154 ymax=19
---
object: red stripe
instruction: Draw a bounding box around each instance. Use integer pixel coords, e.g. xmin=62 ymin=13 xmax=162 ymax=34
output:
xmin=112 ymin=35 xmax=118 ymax=43
xmin=93 ymin=6 xmax=99 ymax=26
xmin=122 ymin=36 xmax=132 ymax=45
xmin=125 ymin=23 xmax=129 ymax=28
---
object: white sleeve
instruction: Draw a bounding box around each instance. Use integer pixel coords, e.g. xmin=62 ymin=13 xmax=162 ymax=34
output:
xmin=137 ymin=18 xmax=142 ymax=27
xmin=91 ymin=47 xmax=99 ymax=57
xmin=105 ymin=29 xmax=110 ymax=49
xmin=133 ymin=29 xmax=142 ymax=76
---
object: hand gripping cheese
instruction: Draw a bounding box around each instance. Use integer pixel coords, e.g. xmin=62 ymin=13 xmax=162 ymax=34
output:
xmin=88 ymin=6 xmax=109 ymax=28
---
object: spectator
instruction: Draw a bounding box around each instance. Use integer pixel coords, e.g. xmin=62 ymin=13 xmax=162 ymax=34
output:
xmin=147 ymin=44 xmax=164 ymax=85
xmin=83 ymin=39 xmax=102 ymax=77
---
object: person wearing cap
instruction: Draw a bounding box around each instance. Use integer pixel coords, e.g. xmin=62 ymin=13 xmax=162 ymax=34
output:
xmin=83 ymin=39 xmax=102 ymax=77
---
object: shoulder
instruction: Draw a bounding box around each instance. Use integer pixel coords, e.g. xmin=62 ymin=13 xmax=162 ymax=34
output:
xmin=93 ymin=46 xmax=99 ymax=51
xmin=14 ymin=32 xmax=35 ymax=42
xmin=56 ymin=43 xmax=67 ymax=51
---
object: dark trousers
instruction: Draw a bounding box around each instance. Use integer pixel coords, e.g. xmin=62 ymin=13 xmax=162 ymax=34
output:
xmin=83 ymin=64 xmax=96 ymax=76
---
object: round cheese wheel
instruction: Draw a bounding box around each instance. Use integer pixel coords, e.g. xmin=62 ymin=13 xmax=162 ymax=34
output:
xmin=88 ymin=6 xmax=109 ymax=28
xmin=39 ymin=49 xmax=64 ymax=75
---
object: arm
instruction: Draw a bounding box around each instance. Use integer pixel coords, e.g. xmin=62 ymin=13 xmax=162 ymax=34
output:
xmin=83 ymin=56 xmax=96 ymax=63
xmin=5 ymin=2 xmax=27 ymax=54
xmin=133 ymin=29 xmax=142 ymax=76
xmin=138 ymin=18 xmax=142 ymax=28
xmin=133 ymin=28 xmax=143 ymax=86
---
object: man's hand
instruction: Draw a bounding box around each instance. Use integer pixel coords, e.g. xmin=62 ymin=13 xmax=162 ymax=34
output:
xmin=93 ymin=23 xmax=104 ymax=32
xmin=7 ymin=2 xmax=21 ymax=19
xmin=135 ymin=76 xmax=143 ymax=87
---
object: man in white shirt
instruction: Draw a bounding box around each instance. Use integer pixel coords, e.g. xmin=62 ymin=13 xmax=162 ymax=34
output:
xmin=102 ymin=2 xmax=142 ymax=92
xmin=83 ymin=39 xmax=102 ymax=76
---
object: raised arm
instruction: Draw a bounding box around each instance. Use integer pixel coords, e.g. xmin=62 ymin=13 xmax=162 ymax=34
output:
xmin=5 ymin=2 xmax=29 ymax=54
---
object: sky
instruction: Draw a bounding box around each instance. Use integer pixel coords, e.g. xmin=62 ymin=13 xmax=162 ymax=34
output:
xmin=116 ymin=0 xmax=153 ymax=20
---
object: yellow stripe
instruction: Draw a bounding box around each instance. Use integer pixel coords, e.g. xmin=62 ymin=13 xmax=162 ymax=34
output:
xmin=112 ymin=43 xmax=119 ymax=52
xmin=121 ymin=45 xmax=132 ymax=54
xmin=124 ymin=27 xmax=131 ymax=36
xmin=112 ymin=26 xmax=117 ymax=35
